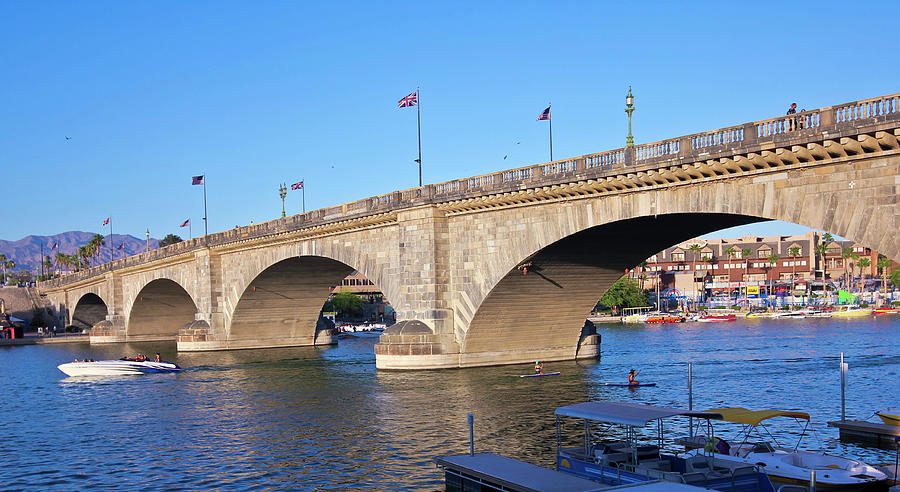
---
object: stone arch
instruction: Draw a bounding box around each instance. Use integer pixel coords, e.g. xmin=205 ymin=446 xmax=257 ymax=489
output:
xmin=455 ymin=151 xmax=899 ymax=366
xmin=128 ymin=278 xmax=198 ymax=341
xmin=71 ymin=293 xmax=108 ymax=331
xmin=227 ymin=256 xmax=356 ymax=345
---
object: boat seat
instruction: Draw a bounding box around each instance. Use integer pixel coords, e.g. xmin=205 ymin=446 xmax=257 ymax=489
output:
xmin=597 ymin=452 xmax=629 ymax=466
xmin=685 ymin=455 xmax=712 ymax=473
xmin=682 ymin=471 xmax=707 ymax=486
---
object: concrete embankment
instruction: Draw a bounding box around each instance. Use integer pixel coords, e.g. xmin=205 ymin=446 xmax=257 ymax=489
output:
xmin=0 ymin=333 xmax=88 ymax=347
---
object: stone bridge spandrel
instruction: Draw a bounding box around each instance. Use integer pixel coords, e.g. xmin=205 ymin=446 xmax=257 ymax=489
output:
xmin=37 ymin=92 xmax=900 ymax=369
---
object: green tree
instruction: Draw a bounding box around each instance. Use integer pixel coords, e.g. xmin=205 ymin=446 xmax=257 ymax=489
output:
xmin=724 ymin=247 xmax=737 ymax=300
xmin=330 ymin=289 xmax=364 ymax=315
xmin=741 ymin=247 xmax=752 ymax=306
xmin=2 ymin=259 xmax=16 ymax=284
xmin=877 ymin=256 xmax=893 ymax=294
xmin=158 ymin=234 xmax=184 ymax=248
xmin=766 ymin=253 xmax=779 ymax=300
xmin=857 ymin=257 xmax=870 ymax=292
xmin=688 ymin=243 xmax=702 ymax=303
xmin=788 ymin=246 xmax=801 ymax=299
xmin=890 ymin=269 xmax=900 ymax=289
xmin=89 ymin=234 xmax=105 ymax=265
xmin=816 ymin=232 xmax=834 ymax=285
xmin=840 ymin=247 xmax=854 ymax=291
xmin=599 ymin=277 xmax=647 ymax=313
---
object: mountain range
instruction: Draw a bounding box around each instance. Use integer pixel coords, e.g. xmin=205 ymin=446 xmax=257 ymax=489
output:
xmin=0 ymin=231 xmax=160 ymax=274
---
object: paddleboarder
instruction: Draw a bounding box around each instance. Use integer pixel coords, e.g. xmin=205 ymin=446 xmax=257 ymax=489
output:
xmin=534 ymin=361 xmax=543 ymax=375
xmin=628 ymin=368 xmax=641 ymax=385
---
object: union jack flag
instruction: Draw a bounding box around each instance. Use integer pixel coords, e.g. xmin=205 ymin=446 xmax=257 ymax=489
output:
xmin=537 ymin=106 xmax=551 ymax=121
xmin=180 ymin=219 xmax=190 ymax=227
xmin=117 ymin=243 xmax=125 ymax=250
xmin=51 ymin=242 xmax=58 ymax=250
xmin=291 ymin=181 xmax=304 ymax=190
xmin=398 ymin=91 xmax=418 ymax=108
xmin=102 ymin=217 xmax=110 ymax=226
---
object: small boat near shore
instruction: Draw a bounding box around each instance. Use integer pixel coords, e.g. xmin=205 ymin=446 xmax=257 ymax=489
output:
xmin=831 ymin=305 xmax=875 ymax=318
xmin=555 ymin=400 xmax=775 ymax=491
xmin=698 ymin=313 xmax=737 ymax=322
xmin=683 ymin=407 xmax=887 ymax=490
xmin=57 ymin=360 xmax=181 ymax=377
xmin=873 ymin=307 xmax=899 ymax=315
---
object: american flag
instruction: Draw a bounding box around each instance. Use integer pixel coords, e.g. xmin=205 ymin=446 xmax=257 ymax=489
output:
xmin=398 ymin=91 xmax=418 ymax=108
xmin=117 ymin=243 xmax=125 ymax=250
xmin=291 ymin=181 xmax=304 ymax=190
xmin=537 ymin=106 xmax=551 ymax=121
xmin=102 ymin=217 xmax=110 ymax=226
xmin=192 ymin=175 xmax=204 ymax=185
xmin=180 ymin=219 xmax=190 ymax=227
xmin=51 ymin=242 xmax=58 ymax=250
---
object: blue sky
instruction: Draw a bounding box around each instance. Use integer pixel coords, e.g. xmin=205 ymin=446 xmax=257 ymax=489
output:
xmin=1 ymin=1 xmax=895 ymax=241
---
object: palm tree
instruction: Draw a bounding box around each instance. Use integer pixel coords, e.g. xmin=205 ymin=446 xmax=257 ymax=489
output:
xmin=788 ymin=246 xmax=801 ymax=302
xmin=89 ymin=234 xmax=105 ymax=265
xmin=54 ymin=252 xmax=67 ymax=274
xmin=724 ymin=247 xmax=737 ymax=302
xmin=857 ymin=257 xmax=871 ymax=294
xmin=688 ymin=243 xmax=702 ymax=304
xmin=3 ymin=259 xmax=15 ymax=284
xmin=877 ymin=256 xmax=893 ymax=295
xmin=0 ymin=253 xmax=6 ymax=284
xmin=841 ymin=247 xmax=854 ymax=292
xmin=742 ymin=247 xmax=752 ymax=308
xmin=767 ymin=253 xmax=780 ymax=303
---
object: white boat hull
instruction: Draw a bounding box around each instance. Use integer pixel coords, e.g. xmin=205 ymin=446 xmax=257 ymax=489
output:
xmin=58 ymin=360 xmax=181 ymax=377
xmin=688 ymin=446 xmax=887 ymax=489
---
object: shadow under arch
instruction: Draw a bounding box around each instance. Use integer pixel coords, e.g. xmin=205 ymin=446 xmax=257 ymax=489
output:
xmin=462 ymin=213 xmax=763 ymax=359
xmin=71 ymin=293 xmax=108 ymax=330
xmin=227 ymin=256 xmax=356 ymax=346
xmin=128 ymin=278 xmax=198 ymax=341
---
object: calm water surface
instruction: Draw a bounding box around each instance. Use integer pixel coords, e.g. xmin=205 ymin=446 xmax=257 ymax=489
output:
xmin=1 ymin=317 xmax=898 ymax=490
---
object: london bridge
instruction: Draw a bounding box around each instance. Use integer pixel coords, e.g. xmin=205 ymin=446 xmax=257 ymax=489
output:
xmin=38 ymin=93 xmax=900 ymax=369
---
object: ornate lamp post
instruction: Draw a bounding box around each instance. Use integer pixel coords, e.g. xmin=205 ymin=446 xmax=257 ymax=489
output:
xmin=146 ymin=229 xmax=150 ymax=253
xmin=625 ymin=86 xmax=635 ymax=147
xmin=279 ymin=183 xmax=287 ymax=218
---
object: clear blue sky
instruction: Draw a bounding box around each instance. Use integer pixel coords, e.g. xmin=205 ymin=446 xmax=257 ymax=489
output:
xmin=2 ymin=1 xmax=895 ymax=241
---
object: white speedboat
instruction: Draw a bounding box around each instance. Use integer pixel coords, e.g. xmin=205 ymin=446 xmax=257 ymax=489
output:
xmin=57 ymin=359 xmax=181 ymax=376
xmin=684 ymin=407 xmax=887 ymax=490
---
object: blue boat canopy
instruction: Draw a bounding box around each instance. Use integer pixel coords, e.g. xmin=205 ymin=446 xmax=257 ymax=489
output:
xmin=555 ymin=401 xmax=722 ymax=427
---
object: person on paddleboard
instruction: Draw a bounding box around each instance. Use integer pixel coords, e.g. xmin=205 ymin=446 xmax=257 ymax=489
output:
xmin=535 ymin=361 xmax=543 ymax=374
xmin=628 ymin=368 xmax=641 ymax=385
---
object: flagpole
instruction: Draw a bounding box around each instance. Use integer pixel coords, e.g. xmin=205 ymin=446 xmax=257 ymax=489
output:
xmin=202 ymin=176 xmax=208 ymax=239
xmin=40 ymin=241 xmax=44 ymax=279
xmin=302 ymin=184 xmax=306 ymax=214
xmin=109 ymin=218 xmax=113 ymax=262
xmin=549 ymin=102 xmax=553 ymax=162
xmin=190 ymin=222 xmax=193 ymax=240
xmin=417 ymin=87 xmax=422 ymax=187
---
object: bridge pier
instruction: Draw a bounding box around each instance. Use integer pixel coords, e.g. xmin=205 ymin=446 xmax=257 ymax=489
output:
xmin=176 ymin=313 xmax=337 ymax=351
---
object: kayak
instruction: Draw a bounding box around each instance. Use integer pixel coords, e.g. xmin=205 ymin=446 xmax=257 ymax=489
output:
xmin=604 ymin=382 xmax=657 ymax=387
xmin=519 ymin=372 xmax=561 ymax=378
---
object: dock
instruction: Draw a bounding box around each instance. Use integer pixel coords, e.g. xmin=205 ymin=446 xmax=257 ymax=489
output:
xmin=435 ymin=453 xmax=705 ymax=491
xmin=827 ymin=419 xmax=900 ymax=450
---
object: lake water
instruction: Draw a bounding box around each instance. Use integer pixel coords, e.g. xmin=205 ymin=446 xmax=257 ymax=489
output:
xmin=1 ymin=316 xmax=898 ymax=490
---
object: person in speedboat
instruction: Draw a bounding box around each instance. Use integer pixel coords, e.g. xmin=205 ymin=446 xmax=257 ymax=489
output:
xmin=154 ymin=353 xmax=161 ymax=362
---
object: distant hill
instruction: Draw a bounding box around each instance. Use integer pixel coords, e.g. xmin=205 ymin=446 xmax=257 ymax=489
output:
xmin=0 ymin=231 xmax=160 ymax=274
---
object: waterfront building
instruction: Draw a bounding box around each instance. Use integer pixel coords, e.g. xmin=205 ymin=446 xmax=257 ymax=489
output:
xmin=330 ymin=271 xmax=394 ymax=322
xmin=636 ymin=230 xmax=896 ymax=302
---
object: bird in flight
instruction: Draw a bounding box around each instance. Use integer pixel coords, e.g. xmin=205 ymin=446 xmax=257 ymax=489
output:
xmin=65 ymin=136 xmax=72 ymax=141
